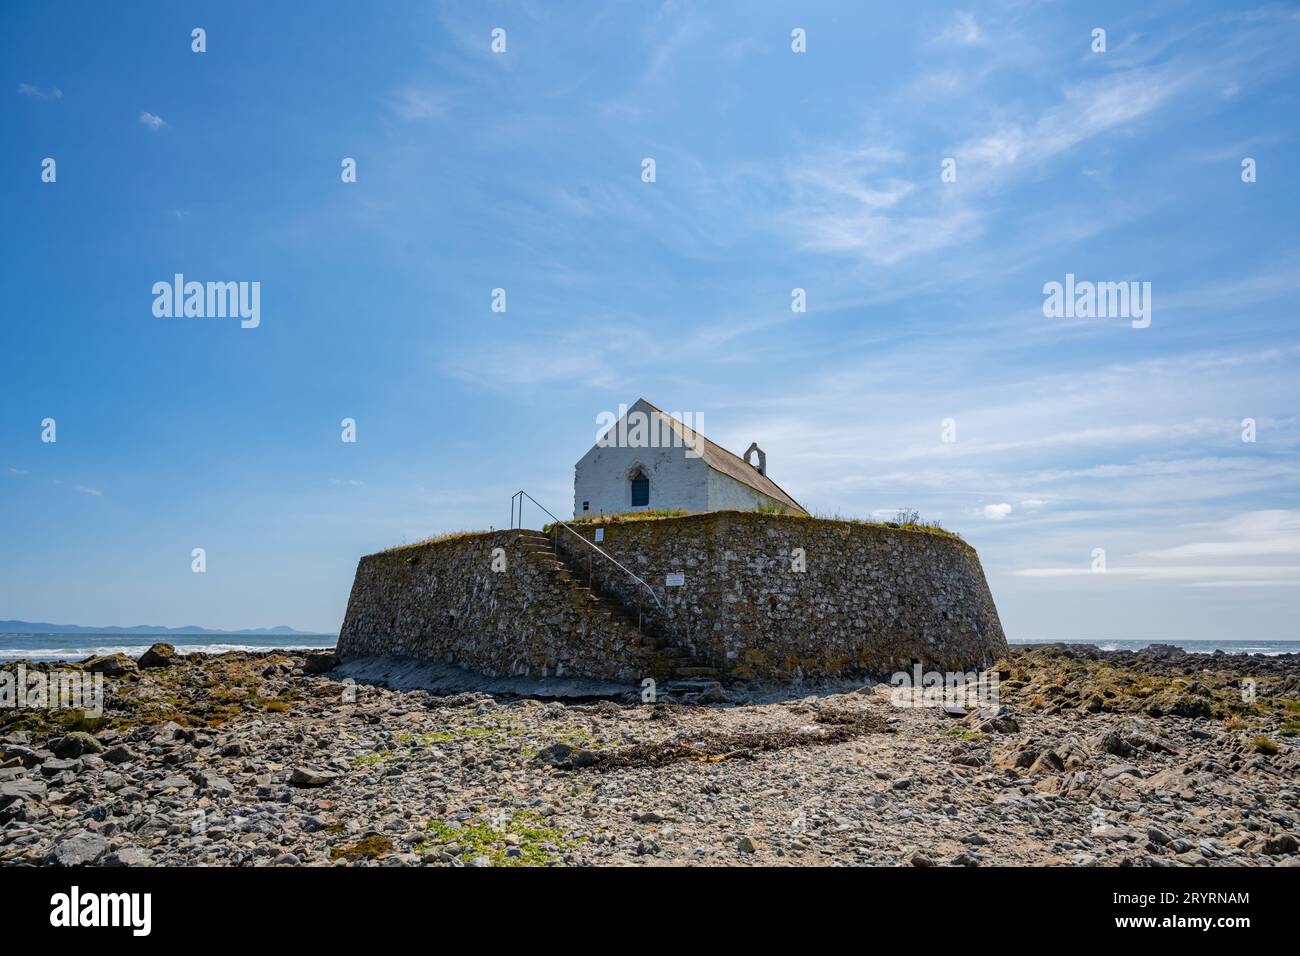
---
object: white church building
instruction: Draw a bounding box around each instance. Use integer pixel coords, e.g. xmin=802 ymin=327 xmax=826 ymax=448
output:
xmin=573 ymin=398 xmax=807 ymax=518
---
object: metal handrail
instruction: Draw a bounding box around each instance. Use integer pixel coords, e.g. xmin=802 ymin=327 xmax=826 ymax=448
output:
xmin=510 ymin=489 xmax=669 ymax=621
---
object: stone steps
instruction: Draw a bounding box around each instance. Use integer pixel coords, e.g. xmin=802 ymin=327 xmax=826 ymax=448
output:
xmin=515 ymin=529 xmax=711 ymax=682
xmin=517 ymin=531 xmax=647 ymax=632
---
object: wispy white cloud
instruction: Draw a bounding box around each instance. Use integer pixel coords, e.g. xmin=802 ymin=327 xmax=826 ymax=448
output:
xmin=955 ymin=65 xmax=1191 ymax=177
xmin=1015 ymin=511 xmax=1300 ymax=588
xmin=779 ymin=144 xmax=981 ymax=263
xmin=19 ymin=82 xmax=62 ymax=99
xmin=139 ymin=111 xmax=166 ymax=130
xmin=388 ymin=86 xmax=447 ymax=121
xmin=600 ymin=3 xmax=708 ymax=120
xmin=1014 ymin=565 xmax=1300 ymax=582
xmin=935 ymin=12 xmax=986 ymax=47
xmin=1138 ymin=510 xmax=1300 ymax=559
xmin=770 ymin=59 xmax=1192 ymax=266
xmin=766 ymin=5 xmax=1300 ymax=276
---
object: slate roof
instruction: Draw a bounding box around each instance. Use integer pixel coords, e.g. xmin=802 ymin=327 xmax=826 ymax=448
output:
xmin=633 ymin=399 xmax=808 ymax=516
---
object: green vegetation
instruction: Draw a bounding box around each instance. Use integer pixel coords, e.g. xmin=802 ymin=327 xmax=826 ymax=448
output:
xmin=999 ymin=651 xmax=1300 ymax=731
xmin=0 ymin=655 xmax=305 ymax=737
xmin=1253 ymin=735 xmax=1279 ymax=755
xmin=812 ymin=508 xmax=965 ymax=542
xmin=377 ymin=530 xmax=481 ymax=556
xmin=250 ymin=692 xmax=294 ymax=713
xmin=54 ymin=710 xmax=111 ymax=734
xmin=418 ymin=811 xmax=581 ymax=867
xmin=548 ymin=506 xmax=966 ymax=542
xmin=375 ymin=505 xmax=964 ymax=545
xmin=396 ymin=729 xmax=455 ymax=745
xmin=546 ymin=509 xmax=690 ymax=532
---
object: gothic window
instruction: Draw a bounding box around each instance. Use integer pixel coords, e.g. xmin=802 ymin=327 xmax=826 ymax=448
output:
xmin=630 ymin=468 xmax=649 ymax=507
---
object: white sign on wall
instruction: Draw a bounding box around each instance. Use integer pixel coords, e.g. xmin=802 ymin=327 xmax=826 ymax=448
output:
xmin=595 ymin=528 xmax=604 ymax=542
xmin=665 ymin=571 xmax=685 ymax=587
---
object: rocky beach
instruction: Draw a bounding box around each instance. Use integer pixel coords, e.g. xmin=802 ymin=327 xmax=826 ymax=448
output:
xmin=2 ymin=644 xmax=1298 ymax=867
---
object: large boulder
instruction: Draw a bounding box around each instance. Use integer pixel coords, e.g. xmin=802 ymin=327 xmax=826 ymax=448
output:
xmin=46 ymin=831 xmax=107 ymax=867
xmin=137 ymin=642 xmax=179 ymax=669
xmin=303 ymin=651 xmax=339 ymax=674
xmin=102 ymin=745 xmax=134 ymax=765
xmin=103 ymin=847 xmax=154 ymax=867
xmin=0 ymin=777 xmax=48 ymax=809
xmin=195 ymin=769 xmax=235 ymax=796
xmin=531 ymin=742 xmax=601 ymax=769
xmin=84 ymin=653 xmax=137 ymax=677
xmin=1090 ymin=729 xmax=1134 ymax=758
xmin=51 ymin=731 xmax=105 ymax=758
xmin=0 ymin=744 xmax=45 ymax=768
xmin=289 ymin=767 xmax=338 ymax=788
xmin=1262 ymin=833 xmax=1298 ymax=856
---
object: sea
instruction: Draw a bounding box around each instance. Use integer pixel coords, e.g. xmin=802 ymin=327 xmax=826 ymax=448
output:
xmin=0 ymin=631 xmax=337 ymax=663
xmin=1007 ymin=638 xmax=1299 ymax=656
xmin=0 ymin=631 xmax=1294 ymax=662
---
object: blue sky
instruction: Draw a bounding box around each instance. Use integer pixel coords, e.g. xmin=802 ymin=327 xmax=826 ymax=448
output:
xmin=2 ymin=1 xmax=1299 ymax=638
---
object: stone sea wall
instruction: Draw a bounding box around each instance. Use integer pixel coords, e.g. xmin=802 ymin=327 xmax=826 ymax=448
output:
xmin=555 ymin=512 xmax=1007 ymax=680
xmin=337 ymin=513 xmax=1007 ymax=684
xmin=335 ymin=531 xmax=664 ymax=682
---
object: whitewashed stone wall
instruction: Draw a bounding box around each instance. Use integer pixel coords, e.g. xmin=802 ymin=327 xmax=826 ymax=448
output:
xmin=573 ymin=441 xmax=711 ymax=517
xmin=706 ymin=469 xmax=778 ymax=511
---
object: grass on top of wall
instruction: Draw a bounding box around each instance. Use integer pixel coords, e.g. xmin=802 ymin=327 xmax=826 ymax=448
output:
xmin=545 ymin=507 xmax=965 ymax=542
xmin=377 ymin=530 xmax=484 ymax=555
xmin=814 ymin=510 xmax=966 ymax=543
xmin=545 ymin=510 xmax=691 ymax=532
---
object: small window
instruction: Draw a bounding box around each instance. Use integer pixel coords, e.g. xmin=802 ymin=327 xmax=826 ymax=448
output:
xmin=582 ymin=501 xmax=590 ymax=512
xmin=631 ymin=474 xmax=649 ymax=507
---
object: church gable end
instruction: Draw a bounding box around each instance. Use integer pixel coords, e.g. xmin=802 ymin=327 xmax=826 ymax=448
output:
xmin=573 ymin=399 xmax=807 ymax=518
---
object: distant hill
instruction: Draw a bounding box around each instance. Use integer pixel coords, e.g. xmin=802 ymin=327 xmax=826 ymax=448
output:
xmin=0 ymin=621 xmax=328 ymax=636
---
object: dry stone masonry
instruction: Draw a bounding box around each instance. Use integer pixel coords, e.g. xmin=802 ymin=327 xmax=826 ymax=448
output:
xmin=337 ymin=513 xmax=1008 ymax=683
xmin=336 ymin=531 xmax=670 ymax=682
